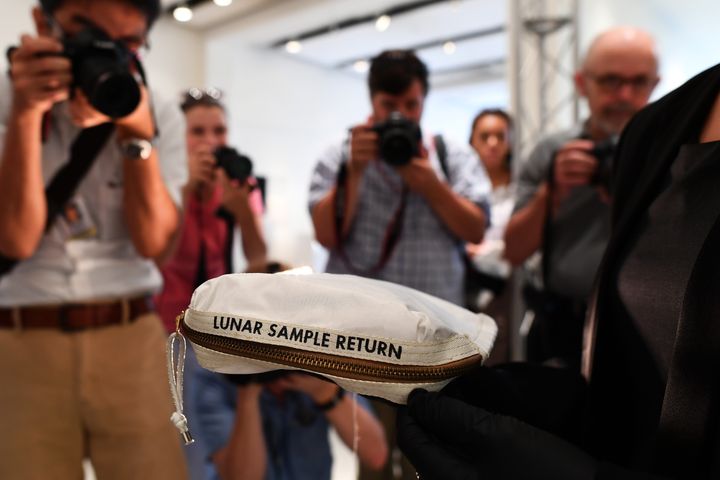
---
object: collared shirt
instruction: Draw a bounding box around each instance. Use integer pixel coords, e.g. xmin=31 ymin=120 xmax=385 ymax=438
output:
xmin=513 ymin=123 xmax=611 ymax=299
xmin=195 ymin=369 xmax=373 ymax=480
xmin=155 ymin=182 xmax=264 ymax=332
xmin=309 ymin=136 xmax=491 ymax=305
xmin=0 ymin=76 xmax=187 ymax=306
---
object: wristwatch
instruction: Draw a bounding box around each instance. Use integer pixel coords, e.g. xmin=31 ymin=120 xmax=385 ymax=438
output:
xmin=315 ymin=387 xmax=345 ymax=412
xmin=118 ymin=138 xmax=153 ymax=160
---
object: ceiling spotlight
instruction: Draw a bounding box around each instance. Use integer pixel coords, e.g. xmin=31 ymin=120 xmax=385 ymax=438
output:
xmin=213 ymin=0 xmax=233 ymax=5
xmin=353 ymin=60 xmax=370 ymax=73
xmin=443 ymin=41 xmax=457 ymax=55
xmin=375 ymin=14 xmax=391 ymax=32
xmin=173 ymin=5 xmax=193 ymax=22
xmin=285 ymin=40 xmax=302 ymax=54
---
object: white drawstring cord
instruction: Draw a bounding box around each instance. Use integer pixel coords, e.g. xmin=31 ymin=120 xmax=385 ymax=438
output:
xmin=352 ymin=391 xmax=360 ymax=479
xmin=167 ymin=331 xmax=194 ymax=445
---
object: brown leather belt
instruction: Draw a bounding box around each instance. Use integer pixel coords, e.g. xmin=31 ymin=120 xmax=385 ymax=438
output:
xmin=0 ymin=296 xmax=153 ymax=332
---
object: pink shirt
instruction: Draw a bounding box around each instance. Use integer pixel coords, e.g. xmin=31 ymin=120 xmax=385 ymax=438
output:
xmin=155 ymin=182 xmax=263 ymax=332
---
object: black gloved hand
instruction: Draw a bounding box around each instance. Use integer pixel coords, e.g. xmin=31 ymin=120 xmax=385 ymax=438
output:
xmin=441 ymin=363 xmax=587 ymax=443
xmin=397 ymin=389 xmax=597 ymax=480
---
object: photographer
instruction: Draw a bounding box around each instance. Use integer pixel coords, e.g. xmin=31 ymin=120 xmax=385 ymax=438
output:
xmin=309 ymin=49 xmax=491 ymax=306
xmin=504 ymin=27 xmax=660 ymax=370
xmin=0 ymin=0 xmax=188 ymax=478
xmin=309 ymin=48 xmax=490 ymax=480
xmin=154 ymin=88 xmax=267 ymax=478
xmin=194 ymin=370 xmax=388 ymax=480
xmin=155 ymin=88 xmax=267 ymax=333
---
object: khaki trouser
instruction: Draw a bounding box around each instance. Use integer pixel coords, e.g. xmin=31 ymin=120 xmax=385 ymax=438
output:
xmin=0 ymin=313 xmax=188 ymax=480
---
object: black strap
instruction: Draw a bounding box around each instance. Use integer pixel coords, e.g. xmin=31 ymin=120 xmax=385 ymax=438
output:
xmin=540 ymin=157 xmax=557 ymax=289
xmin=0 ymin=122 xmax=115 ymax=277
xmin=434 ymin=134 xmax=451 ymax=181
xmin=334 ymin=161 xmax=408 ymax=275
xmin=215 ymin=206 xmax=235 ymax=274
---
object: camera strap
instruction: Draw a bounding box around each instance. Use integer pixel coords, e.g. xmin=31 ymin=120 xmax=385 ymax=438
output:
xmin=334 ymin=161 xmax=408 ymax=275
xmin=0 ymin=122 xmax=115 ymax=278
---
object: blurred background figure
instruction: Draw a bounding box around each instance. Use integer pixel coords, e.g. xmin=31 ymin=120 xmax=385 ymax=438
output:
xmin=195 ymin=371 xmax=388 ymax=480
xmin=504 ymin=27 xmax=659 ymax=371
xmin=465 ymin=109 xmax=515 ymax=364
xmin=154 ymin=89 xmax=267 ymax=479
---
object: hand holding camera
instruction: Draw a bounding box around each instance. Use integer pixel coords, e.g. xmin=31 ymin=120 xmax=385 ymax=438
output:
xmin=552 ymin=139 xmax=598 ymax=201
xmin=348 ymin=119 xmax=378 ymax=175
xmin=187 ymin=145 xmax=217 ymax=192
xmin=553 ymin=136 xmax=617 ymax=204
xmin=8 ymin=34 xmax=71 ymax=116
xmin=10 ymin=26 xmax=148 ymax=132
xmin=214 ymin=147 xmax=255 ymax=221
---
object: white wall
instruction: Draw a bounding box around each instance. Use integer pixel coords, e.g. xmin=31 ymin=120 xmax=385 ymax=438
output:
xmin=0 ymin=0 xmax=37 ymax=71
xmin=204 ymin=34 xmax=368 ymax=268
xmin=144 ymin=18 xmax=205 ymax=99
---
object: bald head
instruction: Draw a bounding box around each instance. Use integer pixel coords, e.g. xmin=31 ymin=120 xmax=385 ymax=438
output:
xmin=577 ymin=27 xmax=660 ymax=136
xmin=583 ymin=27 xmax=658 ymax=74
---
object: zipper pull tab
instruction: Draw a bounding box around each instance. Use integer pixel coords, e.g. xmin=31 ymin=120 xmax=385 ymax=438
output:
xmin=166 ymin=322 xmax=195 ymax=445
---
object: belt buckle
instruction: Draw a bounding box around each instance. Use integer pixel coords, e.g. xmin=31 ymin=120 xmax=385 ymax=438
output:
xmin=58 ymin=305 xmax=83 ymax=333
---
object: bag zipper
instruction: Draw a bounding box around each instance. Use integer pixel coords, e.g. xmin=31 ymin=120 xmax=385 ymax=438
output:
xmin=179 ymin=313 xmax=482 ymax=383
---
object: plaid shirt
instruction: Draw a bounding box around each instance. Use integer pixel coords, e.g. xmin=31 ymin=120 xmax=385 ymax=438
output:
xmin=309 ymin=136 xmax=491 ymax=305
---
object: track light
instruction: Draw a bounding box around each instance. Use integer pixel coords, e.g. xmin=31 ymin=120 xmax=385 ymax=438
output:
xmin=353 ymin=60 xmax=369 ymax=73
xmin=285 ymin=40 xmax=302 ymax=54
xmin=213 ymin=0 xmax=232 ymax=6
xmin=173 ymin=5 xmax=193 ymax=22
xmin=375 ymin=14 xmax=391 ymax=32
xmin=443 ymin=41 xmax=456 ymax=55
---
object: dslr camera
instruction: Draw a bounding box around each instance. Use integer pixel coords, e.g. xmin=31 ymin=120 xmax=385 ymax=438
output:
xmin=214 ymin=146 xmax=253 ymax=183
xmin=588 ymin=136 xmax=619 ymax=191
xmin=373 ymin=112 xmax=422 ymax=166
xmin=63 ymin=27 xmax=142 ymax=119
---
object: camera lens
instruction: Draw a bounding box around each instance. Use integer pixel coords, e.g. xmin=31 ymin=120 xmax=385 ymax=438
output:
xmin=374 ymin=112 xmax=422 ymax=166
xmin=65 ymin=28 xmax=141 ymax=119
xmin=84 ymin=70 xmax=140 ymax=118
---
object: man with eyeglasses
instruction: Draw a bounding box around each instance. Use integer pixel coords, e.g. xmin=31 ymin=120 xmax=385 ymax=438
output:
xmin=504 ymin=27 xmax=659 ymax=371
xmin=0 ymin=1 xmax=188 ymax=478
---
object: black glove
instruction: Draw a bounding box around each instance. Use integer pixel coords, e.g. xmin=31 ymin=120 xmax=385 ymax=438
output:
xmin=441 ymin=363 xmax=587 ymax=443
xmin=397 ymin=389 xmax=597 ymax=480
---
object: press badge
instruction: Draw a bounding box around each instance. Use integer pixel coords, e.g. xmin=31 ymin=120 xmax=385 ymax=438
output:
xmin=57 ymin=196 xmax=98 ymax=241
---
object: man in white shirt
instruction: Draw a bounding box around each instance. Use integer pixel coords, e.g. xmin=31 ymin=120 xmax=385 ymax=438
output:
xmin=0 ymin=1 xmax=188 ymax=478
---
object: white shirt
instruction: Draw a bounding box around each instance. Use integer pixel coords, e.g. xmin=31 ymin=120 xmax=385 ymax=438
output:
xmin=0 ymin=76 xmax=187 ymax=306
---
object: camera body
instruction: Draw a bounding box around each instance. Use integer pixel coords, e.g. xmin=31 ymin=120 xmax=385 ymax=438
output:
xmin=214 ymin=146 xmax=253 ymax=183
xmin=373 ymin=112 xmax=422 ymax=166
xmin=63 ymin=27 xmax=141 ymax=119
xmin=588 ymin=136 xmax=618 ymax=190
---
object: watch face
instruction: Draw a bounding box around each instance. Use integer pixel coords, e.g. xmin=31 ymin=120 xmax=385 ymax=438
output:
xmin=123 ymin=139 xmax=153 ymax=160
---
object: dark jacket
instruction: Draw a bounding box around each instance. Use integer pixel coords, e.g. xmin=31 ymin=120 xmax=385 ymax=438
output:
xmin=584 ymin=62 xmax=720 ymax=478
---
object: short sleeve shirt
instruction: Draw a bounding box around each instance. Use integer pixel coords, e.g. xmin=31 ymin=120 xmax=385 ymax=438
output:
xmin=513 ymin=124 xmax=611 ymax=299
xmin=0 ymin=75 xmax=187 ymax=306
xmin=309 ymin=136 xmax=491 ymax=305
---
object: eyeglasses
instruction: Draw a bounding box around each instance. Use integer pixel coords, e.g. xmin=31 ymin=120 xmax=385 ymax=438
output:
xmin=181 ymin=87 xmax=224 ymax=111
xmin=585 ymin=72 xmax=657 ymax=93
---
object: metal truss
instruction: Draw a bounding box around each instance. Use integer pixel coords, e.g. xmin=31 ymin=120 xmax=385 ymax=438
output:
xmin=510 ymin=0 xmax=580 ymax=160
